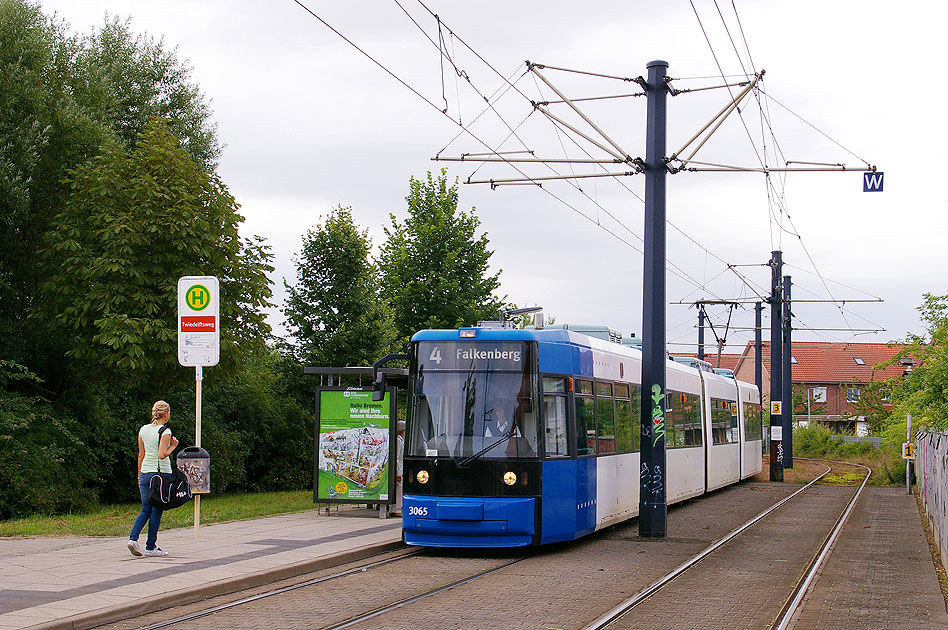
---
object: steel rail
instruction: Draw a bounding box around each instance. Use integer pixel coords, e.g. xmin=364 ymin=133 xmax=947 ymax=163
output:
xmin=138 ymin=549 xmax=424 ymax=630
xmin=583 ymin=464 xmax=833 ymax=630
xmin=772 ymin=458 xmax=872 ymax=630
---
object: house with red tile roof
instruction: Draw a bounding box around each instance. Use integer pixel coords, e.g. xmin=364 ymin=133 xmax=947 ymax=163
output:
xmin=728 ymin=341 xmax=913 ymax=435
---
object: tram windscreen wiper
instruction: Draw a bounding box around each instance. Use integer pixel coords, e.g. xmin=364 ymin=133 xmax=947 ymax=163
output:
xmin=457 ymin=430 xmax=516 ymax=468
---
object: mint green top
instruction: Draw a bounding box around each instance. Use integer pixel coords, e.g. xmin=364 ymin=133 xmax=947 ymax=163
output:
xmin=139 ymin=423 xmax=173 ymax=473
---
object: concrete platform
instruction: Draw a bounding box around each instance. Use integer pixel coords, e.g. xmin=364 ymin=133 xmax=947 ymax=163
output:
xmin=0 ymin=507 xmax=402 ymax=630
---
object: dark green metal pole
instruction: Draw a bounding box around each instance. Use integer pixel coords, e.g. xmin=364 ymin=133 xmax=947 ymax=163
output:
xmin=782 ymin=275 xmax=793 ymax=468
xmin=769 ymin=251 xmax=784 ymax=481
xmin=639 ymin=60 xmax=668 ymax=538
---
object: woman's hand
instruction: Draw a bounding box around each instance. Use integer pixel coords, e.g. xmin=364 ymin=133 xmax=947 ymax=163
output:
xmin=170 ymin=437 xmax=179 ymax=450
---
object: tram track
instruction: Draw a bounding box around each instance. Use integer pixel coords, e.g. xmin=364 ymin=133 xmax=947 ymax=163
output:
xmin=120 ymin=546 xmax=535 ymax=630
xmin=584 ymin=459 xmax=871 ymax=630
xmin=134 ymin=549 xmax=426 ymax=630
xmin=108 ymin=461 xmax=869 ymax=630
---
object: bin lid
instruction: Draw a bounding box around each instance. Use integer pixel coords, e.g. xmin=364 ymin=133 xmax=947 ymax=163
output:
xmin=178 ymin=446 xmax=209 ymax=459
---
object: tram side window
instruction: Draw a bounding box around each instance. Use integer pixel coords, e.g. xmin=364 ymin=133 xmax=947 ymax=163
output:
xmin=665 ymin=392 xmax=684 ymax=448
xmin=666 ymin=391 xmax=702 ymax=449
xmin=710 ymin=398 xmax=738 ymax=445
xmin=743 ymin=402 xmax=763 ymax=441
xmin=543 ymin=377 xmax=569 ymax=457
xmin=596 ymin=394 xmax=617 ymax=455
xmin=729 ymin=402 xmax=739 ymax=443
xmin=614 ymin=383 xmax=639 ymax=453
xmin=575 ymin=381 xmax=595 ymax=456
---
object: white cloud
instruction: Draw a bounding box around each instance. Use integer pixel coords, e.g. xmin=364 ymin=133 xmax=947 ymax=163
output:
xmin=38 ymin=0 xmax=948 ymax=350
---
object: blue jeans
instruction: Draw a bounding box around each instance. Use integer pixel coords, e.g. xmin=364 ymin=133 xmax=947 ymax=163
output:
xmin=130 ymin=472 xmax=165 ymax=550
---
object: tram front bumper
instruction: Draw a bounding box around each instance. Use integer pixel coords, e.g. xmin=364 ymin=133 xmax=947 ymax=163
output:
xmin=402 ymin=495 xmax=536 ymax=548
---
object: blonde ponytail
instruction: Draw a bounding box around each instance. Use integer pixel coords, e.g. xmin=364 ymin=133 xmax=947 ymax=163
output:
xmin=151 ymin=400 xmax=170 ymax=424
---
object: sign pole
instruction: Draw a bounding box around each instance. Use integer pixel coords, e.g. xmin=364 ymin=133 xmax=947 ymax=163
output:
xmin=195 ymin=365 xmax=202 ymax=538
xmin=906 ymin=413 xmax=912 ymax=495
xmin=177 ymin=275 xmax=219 ymax=540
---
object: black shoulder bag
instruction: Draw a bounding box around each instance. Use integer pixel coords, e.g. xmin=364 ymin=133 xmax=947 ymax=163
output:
xmin=148 ymin=426 xmax=193 ymax=510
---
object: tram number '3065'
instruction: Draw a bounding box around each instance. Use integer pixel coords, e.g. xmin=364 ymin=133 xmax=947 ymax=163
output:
xmin=429 ymin=347 xmax=442 ymax=364
xmin=408 ymin=506 xmax=429 ymax=516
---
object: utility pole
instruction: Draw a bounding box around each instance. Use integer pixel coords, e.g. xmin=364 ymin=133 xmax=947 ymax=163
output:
xmin=639 ymin=59 xmax=668 ymax=539
xmin=697 ymin=304 xmax=706 ymax=361
xmin=782 ymin=275 xmax=793 ymax=468
xmin=769 ymin=251 xmax=784 ymax=481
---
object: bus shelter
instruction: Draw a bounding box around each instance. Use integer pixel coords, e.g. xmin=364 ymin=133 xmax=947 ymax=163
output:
xmin=304 ymin=366 xmax=408 ymax=518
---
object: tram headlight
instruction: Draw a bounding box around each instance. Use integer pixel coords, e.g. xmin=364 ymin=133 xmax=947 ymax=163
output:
xmin=503 ymin=471 xmax=517 ymax=486
xmin=416 ymin=470 xmax=430 ymax=484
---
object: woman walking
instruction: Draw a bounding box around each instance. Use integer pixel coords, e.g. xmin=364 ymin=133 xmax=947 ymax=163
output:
xmin=127 ymin=400 xmax=179 ymax=557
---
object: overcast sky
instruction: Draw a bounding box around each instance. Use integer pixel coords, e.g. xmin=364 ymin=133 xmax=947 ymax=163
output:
xmin=39 ymin=1 xmax=948 ymax=354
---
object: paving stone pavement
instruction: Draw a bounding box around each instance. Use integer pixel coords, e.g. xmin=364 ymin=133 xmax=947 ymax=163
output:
xmin=790 ymin=486 xmax=948 ymax=630
xmin=0 ymin=507 xmax=402 ymax=630
xmin=4 ymin=482 xmax=946 ymax=630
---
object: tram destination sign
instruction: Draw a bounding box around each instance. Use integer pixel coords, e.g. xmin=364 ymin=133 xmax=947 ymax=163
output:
xmin=418 ymin=341 xmax=526 ymax=371
xmin=177 ymin=276 xmax=220 ymax=367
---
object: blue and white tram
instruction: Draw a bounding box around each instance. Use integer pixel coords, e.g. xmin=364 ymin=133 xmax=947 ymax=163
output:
xmin=400 ymin=325 xmax=763 ymax=548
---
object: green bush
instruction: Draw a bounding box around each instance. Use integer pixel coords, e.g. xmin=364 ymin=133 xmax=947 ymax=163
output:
xmin=0 ymin=388 xmax=97 ymax=518
xmin=793 ymin=423 xmax=874 ymax=458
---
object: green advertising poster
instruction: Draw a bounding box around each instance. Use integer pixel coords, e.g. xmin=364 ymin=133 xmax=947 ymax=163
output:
xmin=315 ymin=388 xmax=393 ymax=503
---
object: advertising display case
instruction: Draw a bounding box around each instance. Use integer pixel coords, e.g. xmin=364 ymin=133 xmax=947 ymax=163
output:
xmin=314 ymin=387 xmax=396 ymax=505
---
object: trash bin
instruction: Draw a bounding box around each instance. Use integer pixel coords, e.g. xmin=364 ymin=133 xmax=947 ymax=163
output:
xmin=177 ymin=446 xmax=210 ymax=494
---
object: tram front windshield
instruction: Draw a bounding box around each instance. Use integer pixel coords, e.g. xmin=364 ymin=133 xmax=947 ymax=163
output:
xmin=408 ymin=341 xmax=539 ymax=460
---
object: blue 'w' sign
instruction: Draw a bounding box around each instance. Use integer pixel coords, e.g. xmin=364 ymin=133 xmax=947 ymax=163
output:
xmin=863 ymin=171 xmax=884 ymax=192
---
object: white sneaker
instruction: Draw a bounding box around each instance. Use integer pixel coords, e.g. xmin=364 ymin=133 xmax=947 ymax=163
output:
xmin=127 ymin=540 xmax=142 ymax=556
xmin=143 ymin=548 xmax=168 ymax=557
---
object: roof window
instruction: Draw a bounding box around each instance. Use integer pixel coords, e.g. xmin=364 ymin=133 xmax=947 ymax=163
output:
xmin=854 ymin=357 xmax=866 ymax=365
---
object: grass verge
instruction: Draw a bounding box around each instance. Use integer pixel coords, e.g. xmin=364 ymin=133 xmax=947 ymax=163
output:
xmin=0 ymin=490 xmax=319 ymax=537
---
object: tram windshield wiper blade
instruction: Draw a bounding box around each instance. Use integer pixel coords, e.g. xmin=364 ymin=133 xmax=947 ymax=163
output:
xmin=457 ymin=431 xmax=516 ymax=468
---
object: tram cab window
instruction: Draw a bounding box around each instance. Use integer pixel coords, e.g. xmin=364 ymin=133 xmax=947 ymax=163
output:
xmin=407 ymin=341 xmax=540 ymax=460
xmin=574 ymin=380 xmax=595 ymax=456
xmin=543 ymin=377 xmax=568 ymax=457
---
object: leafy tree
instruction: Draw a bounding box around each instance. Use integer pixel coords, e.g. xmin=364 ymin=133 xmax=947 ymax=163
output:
xmin=0 ymin=1 xmax=222 ymax=379
xmin=378 ymin=170 xmax=504 ymax=342
xmin=284 ymin=206 xmax=396 ymax=367
xmin=849 ymin=378 xmax=891 ymax=436
xmin=0 ymin=1 xmax=110 ymax=366
xmin=74 ymin=15 xmax=220 ymax=169
xmin=39 ymin=118 xmax=272 ymax=395
xmin=877 ymin=293 xmax=948 ymax=442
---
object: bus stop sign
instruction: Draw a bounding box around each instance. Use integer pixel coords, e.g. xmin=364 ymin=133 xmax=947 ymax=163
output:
xmin=178 ymin=276 xmax=220 ymax=367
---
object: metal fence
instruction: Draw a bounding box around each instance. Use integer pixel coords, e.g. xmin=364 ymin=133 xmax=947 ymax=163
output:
xmin=828 ymin=435 xmax=882 ymax=448
xmin=917 ymin=430 xmax=948 ymax=570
